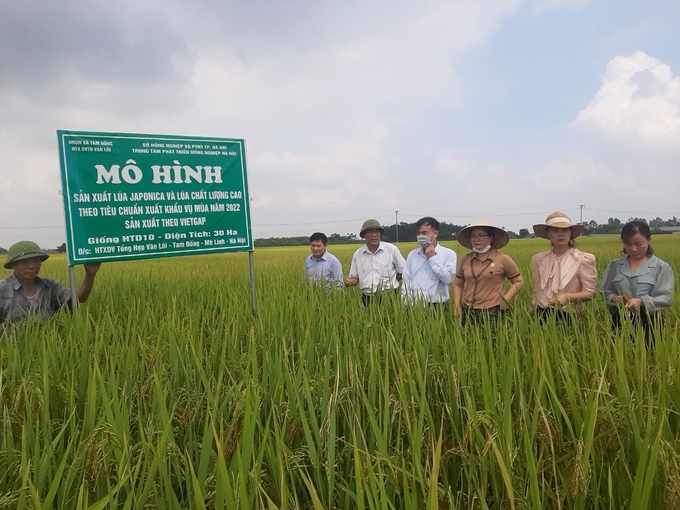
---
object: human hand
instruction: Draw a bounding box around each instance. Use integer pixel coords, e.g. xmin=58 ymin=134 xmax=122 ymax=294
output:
xmin=611 ymin=295 xmax=623 ymax=305
xmin=625 ymin=298 xmax=642 ymax=312
xmin=344 ymin=277 xmax=358 ymax=287
xmin=83 ymin=263 xmax=101 ymax=275
xmin=423 ymin=244 xmax=436 ymax=259
xmin=556 ymin=293 xmax=570 ymax=306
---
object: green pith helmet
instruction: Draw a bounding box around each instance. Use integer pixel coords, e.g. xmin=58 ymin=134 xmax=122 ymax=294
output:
xmin=3 ymin=241 xmax=50 ymax=269
xmin=360 ymin=219 xmax=385 ymax=238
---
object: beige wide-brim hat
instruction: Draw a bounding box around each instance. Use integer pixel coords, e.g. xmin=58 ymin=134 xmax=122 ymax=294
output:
xmin=458 ymin=219 xmax=510 ymax=250
xmin=533 ymin=211 xmax=584 ymax=239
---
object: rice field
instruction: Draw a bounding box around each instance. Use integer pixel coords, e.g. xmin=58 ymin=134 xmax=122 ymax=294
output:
xmin=1 ymin=235 xmax=679 ymax=509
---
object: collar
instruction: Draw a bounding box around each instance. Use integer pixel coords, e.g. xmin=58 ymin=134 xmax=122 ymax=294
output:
xmin=621 ymin=254 xmax=658 ymax=275
xmin=551 ymin=247 xmax=573 ymax=259
xmin=9 ymin=273 xmax=45 ymax=290
xmin=310 ymin=251 xmax=328 ymax=261
xmin=362 ymin=242 xmax=384 ymax=254
xmin=418 ymin=242 xmax=438 ymax=257
xmin=470 ymin=248 xmax=498 ymax=261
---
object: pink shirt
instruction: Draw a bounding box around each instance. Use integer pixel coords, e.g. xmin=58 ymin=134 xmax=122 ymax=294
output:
xmin=531 ymin=248 xmax=597 ymax=311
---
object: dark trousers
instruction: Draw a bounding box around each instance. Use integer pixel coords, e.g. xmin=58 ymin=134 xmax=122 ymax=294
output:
xmin=608 ymin=305 xmax=664 ymax=348
xmin=536 ymin=307 xmax=573 ymax=327
xmin=361 ymin=288 xmax=399 ymax=306
xmin=461 ymin=305 xmax=505 ymax=328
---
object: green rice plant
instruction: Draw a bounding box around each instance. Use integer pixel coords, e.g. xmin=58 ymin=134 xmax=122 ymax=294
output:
xmin=0 ymin=235 xmax=679 ymax=508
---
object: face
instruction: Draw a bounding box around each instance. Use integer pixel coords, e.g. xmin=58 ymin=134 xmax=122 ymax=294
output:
xmin=11 ymin=257 xmax=42 ymax=281
xmin=623 ymin=233 xmax=651 ymax=261
xmin=363 ymin=229 xmax=382 ymax=247
xmin=416 ymin=224 xmax=438 ymax=243
xmin=547 ymin=227 xmax=572 ymax=248
xmin=310 ymin=240 xmax=327 ymax=259
xmin=469 ymin=227 xmax=493 ymax=250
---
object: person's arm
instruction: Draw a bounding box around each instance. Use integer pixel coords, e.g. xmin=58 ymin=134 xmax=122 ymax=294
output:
xmin=530 ymin=255 xmax=540 ymax=308
xmin=332 ymin=258 xmax=344 ymax=288
xmin=401 ymin=254 xmax=412 ymax=285
xmin=557 ymin=253 xmax=597 ymax=306
xmin=453 ymin=277 xmax=464 ymax=322
xmin=599 ymin=261 xmax=621 ymax=304
xmin=503 ymin=275 xmax=524 ymax=304
xmin=76 ymin=263 xmax=100 ymax=303
xmin=452 ymin=256 xmax=465 ymax=322
xmin=393 ymin=246 xmax=406 ymax=282
xmin=501 ymin=257 xmax=523 ymax=304
xmin=345 ymin=253 xmax=359 ymax=286
xmin=427 ymin=248 xmax=456 ymax=286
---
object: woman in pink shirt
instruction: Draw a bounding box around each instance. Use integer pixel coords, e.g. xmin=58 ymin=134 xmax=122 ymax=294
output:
xmin=531 ymin=212 xmax=597 ymax=325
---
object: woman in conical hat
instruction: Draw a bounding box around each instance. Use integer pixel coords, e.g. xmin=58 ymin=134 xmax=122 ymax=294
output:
xmin=531 ymin=211 xmax=597 ymax=325
xmin=453 ymin=219 xmax=524 ymax=327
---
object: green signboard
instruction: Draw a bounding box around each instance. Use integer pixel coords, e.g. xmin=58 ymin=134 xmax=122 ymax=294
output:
xmin=58 ymin=131 xmax=252 ymax=264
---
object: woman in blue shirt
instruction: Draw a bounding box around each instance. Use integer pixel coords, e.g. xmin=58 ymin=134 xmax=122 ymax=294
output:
xmin=600 ymin=221 xmax=674 ymax=345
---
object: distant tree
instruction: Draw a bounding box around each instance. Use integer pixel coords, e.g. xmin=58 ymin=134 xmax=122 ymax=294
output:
xmin=56 ymin=243 xmax=66 ymax=253
xmin=519 ymin=228 xmax=529 ymax=238
xmin=0 ymin=247 xmax=6 ymax=254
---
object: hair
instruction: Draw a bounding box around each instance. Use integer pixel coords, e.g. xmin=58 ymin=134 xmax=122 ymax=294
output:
xmin=415 ymin=216 xmax=440 ymax=231
xmin=547 ymin=226 xmax=576 ymax=248
xmin=309 ymin=232 xmax=328 ymax=245
xmin=469 ymin=226 xmax=496 ymax=237
xmin=620 ymin=221 xmax=653 ymax=257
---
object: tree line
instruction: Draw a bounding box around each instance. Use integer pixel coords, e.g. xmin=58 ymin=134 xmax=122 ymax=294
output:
xmin=254 ymin=216 xmax=680 ymax=247
xmin=1 ymin=218 xmax=678 ymax=252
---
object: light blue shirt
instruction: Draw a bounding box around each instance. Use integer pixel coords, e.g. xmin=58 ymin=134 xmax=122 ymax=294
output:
xmin=304 ymin=250 xmax=344 ymax=290
xmin=402 ymin=243 xmax=457 ymax=304
xmin=599 ymin=255 xmax=674 ymax=313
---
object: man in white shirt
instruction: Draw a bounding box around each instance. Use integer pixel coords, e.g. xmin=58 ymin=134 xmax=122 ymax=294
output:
xmin=401 ymin=217 xmax=457 ymax=306
xmin=345 ymin=219 xmax=406 ymax=305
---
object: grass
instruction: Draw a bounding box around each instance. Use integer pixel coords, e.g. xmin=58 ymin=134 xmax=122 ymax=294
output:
xmin=0 ymin=236 xmax=679 ymax=508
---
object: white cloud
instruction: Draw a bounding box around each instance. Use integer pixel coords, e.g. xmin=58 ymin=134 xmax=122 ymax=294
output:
xmin=0 ymin=0 xmax=527 ymax=246
xmin=571 ymin=51 xmax=680 ymax=144
xmin=530 ymin=0 xmax=591 ymax=13
xmin=434 ymin=156 xmax=473 ymax=177
xmin=249 ymin=112 xmax=390 ymax=210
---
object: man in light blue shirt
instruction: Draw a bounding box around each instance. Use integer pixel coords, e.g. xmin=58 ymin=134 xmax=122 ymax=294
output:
xmin=402 ymin=217 xmax=457 ymax=305
xmin=304 ymin=232 xmax=344 ymax=291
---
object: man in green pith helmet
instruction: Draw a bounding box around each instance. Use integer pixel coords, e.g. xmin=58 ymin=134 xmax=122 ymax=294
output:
xmin=345 ymin=219 xmax=406 ymax=305
xmin=0 ymin=240 xmax=101 ymax=331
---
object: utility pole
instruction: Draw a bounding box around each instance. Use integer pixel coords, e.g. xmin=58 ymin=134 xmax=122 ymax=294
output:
xmin=580 ymin=204 xmax=585 ymax=224
xmin=395 ymin=211 xmax=399 ymax=243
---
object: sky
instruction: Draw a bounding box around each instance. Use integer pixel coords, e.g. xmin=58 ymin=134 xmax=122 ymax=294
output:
xmin=1 ymin=0 xmax=679 ymax=248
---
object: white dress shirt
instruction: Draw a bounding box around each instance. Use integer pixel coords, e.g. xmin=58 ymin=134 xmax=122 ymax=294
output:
xmin=402 ymin=243 xmax=457 ymax=304
xmin=348 ymin=242 xmax=406 ymax=295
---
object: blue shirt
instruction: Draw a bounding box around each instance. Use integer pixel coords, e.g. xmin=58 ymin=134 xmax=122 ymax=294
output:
xmin=600 ymin=255 xmax=674 ymax=313
xmin=402 ymin=243 xmax=457 ymax=304
xmin=304 ymin=250 xmax=344 ymax=290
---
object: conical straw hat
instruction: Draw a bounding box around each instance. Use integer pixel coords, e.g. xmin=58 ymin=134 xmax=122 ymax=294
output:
xmin=458 ymin=219 xmax=510 ymax=250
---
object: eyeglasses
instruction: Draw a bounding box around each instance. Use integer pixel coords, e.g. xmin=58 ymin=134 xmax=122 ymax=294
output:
xmin=469 ymin=234 xmax=490 ymax=240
